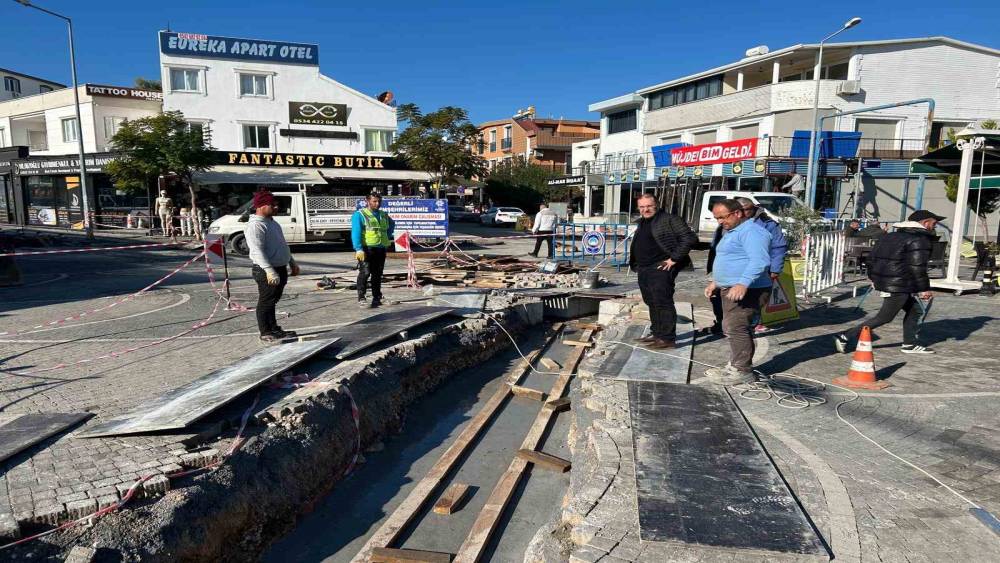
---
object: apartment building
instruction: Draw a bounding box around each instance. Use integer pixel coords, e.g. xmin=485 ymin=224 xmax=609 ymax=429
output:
xmin=0 ymin=84 xmax=161 ymax=226
xmin=583 ymin=36 xmax=1000 ymax=227
xmin=474 ymin=107 xmax=599 ymax=174
xmin=0 ymin=67 xmax=64 ymax=103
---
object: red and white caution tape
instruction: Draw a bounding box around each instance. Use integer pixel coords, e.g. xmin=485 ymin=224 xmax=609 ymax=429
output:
xmin=0 ymin=242 xmax=182 ymax=258
xmin=202 ymin=250 xmax=253 ymax=312
xmin=0 ymin=250 xmax=207 ymax=337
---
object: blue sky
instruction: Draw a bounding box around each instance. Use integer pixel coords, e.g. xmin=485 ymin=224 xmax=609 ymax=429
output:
xmin=3 ymin=0 xmax=998 ymax=124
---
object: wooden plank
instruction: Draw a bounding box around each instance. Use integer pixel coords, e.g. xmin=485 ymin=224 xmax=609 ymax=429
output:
xmin=572 ymin=322 xmax=602 ymax=331
xmin=545 ymin=397 xmax=571 ymax=413
xmin=561 ymin=339 xmax=594 ymax=348
xmin=351 ymin=323 xmax=565 ymax=563
xmin=516 ymin=449 xmax=571 ymax=473
xmin=371 ymin=547 xmax=452 ymax=563
xmin=454 ymin=329 xmax=594 ymax=563
xmin=509 ymin=385 xmax=546 ymax=402
xmin=539 ymin=358 xmax=560 ymax=370
xmin=0 ymin=413 xmax=92 ymax=463
xmin=432 ymin=483 xmax=471 ymax=515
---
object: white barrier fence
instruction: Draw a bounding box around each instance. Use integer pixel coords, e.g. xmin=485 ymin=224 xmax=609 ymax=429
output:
xmin=800 ymin=229 xmax=848 ymax=298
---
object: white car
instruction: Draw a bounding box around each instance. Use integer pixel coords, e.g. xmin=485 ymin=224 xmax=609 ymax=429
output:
xmin=480 ymin=206 xmax=524 ymax=226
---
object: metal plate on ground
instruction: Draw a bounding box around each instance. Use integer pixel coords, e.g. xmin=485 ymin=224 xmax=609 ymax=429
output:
xmin=77 ymin=338 xmax=340 ymax=438
xmin=328 ymin=306 xmax=454 ymax=360
xmin=596 ymin=303 xmax=693 ymax=383
xmin=427 ymin=291 xmax=487 ymax=317
xmin=0 ymin=413 xmax=92 ymax=463
xmin=572 ymin=280 xmax=639 ymax=298
xmin=628 ymin=382 xmax=827 ymax=557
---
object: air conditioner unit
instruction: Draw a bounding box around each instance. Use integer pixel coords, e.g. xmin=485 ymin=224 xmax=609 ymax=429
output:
xmin=837 ymin=80 xmax=861 ymax=96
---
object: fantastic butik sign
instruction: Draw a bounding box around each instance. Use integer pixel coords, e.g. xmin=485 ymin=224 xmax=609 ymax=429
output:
xmin=159 ymin=31 xmax=319 ymax=65
xmin=670 ymin=138 xmax=756 ymax=167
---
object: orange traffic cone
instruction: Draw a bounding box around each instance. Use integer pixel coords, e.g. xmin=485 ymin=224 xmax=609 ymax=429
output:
xmin=833 ymin=326 xmax=889 ymax=390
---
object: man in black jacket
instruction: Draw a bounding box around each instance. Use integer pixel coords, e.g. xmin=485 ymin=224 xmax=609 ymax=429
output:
xmin=835 ymin=210 xmax=943 ymax=355
xmin=628 ymin=194 xmax=699 ymax=349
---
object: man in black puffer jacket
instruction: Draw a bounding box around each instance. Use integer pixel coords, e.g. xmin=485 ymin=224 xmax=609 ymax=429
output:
xmin=628 ymin=194 xmax=699 ymax=349
xmin=834 ymin=210 xmax=944 ymax=355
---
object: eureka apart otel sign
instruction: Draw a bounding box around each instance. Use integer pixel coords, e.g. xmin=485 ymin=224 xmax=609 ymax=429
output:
xmin=159 ymin=31 xmax=319 ymax=65
xmin=218 ymin=151 xmax=409 ymax=170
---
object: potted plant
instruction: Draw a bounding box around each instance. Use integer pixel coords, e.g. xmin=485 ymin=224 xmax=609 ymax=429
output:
xmin=781 ymin=205 xmax=824 ymax=281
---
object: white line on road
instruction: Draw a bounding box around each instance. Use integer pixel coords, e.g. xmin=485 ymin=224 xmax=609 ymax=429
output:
xmin=0 ymin=292 xmax=192 ymax=335
xmin=0 ymin=321 xmax=349 ymax=344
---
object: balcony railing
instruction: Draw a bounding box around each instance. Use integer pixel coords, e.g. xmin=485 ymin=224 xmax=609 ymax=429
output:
xmin=534 ymin=131 xmax=600 ymax=149
xmin=501 ymin=138 xmax=512 ymax=150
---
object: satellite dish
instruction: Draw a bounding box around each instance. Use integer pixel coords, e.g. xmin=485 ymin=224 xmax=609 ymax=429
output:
xmin=377 ymin=91 xmax=395 ymax=105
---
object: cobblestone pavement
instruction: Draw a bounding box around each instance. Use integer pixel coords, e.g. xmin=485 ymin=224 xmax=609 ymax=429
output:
xmin=0 ymin=224 xmax=559 ymax=539
xmin=562 ymin=279 xmax=1000 ymax=563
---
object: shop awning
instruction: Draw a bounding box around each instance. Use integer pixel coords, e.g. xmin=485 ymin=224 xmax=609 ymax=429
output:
xmin=910 ymin=134 xmax=1000 ymax=175
xmin=194 ymin=165 xmax=325 ymax=185
xmin=319 ymin=169 xmax=435 ymax=182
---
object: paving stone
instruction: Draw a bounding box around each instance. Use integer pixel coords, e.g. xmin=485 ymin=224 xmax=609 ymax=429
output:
xmin=64 ymin=545 xmax=97 ymax=563
xmin=65 ymin=498 xmax=98 ymax=520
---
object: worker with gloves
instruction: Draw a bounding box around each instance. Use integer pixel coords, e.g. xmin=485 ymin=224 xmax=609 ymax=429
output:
xmin=245 ymin=190 xmax=300 ymax=344
xmin=351 ymin=192 xmax=394 ymax=308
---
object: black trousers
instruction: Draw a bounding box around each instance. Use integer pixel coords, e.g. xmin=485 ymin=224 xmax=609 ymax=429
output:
xmin=846 ymin=292 xmax=920 ymax=345
xmin=358 ymin=246 xmax=387 ymax=301
xmin=709 ymin=288 xmax=724 ymax=330
xmin=252 ymin=265 xmax=288 ymax=336
xmin=636 ymin=265 xmax=680 ymax=341
xmin=531 ymin=231 xmax=554 ymax=258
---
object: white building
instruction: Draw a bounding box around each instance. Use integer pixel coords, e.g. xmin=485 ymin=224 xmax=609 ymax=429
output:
xmin=0 ymin=84 xmax=161 ymax=227
xmin=0 ymin=67 xmax=64 ymax=103
xmin=584 ymin=36 xmax=1000 ymax=228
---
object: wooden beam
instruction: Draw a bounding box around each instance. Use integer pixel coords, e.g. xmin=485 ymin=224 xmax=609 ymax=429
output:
xmin=351 ymin=323 xmax=565 ymax=563
xmin=371 ymin=547 xmax=452 ymax=563
xmin=539 ymin=358 xmax=560 ymax=370
xmin=432 ymin=483 xmax=471 ymax=515
xmin=516 ymin=449 xmax=571 ymax=473
xmin=545 ymin=397 xmax=571 ymax=413
xmin=562 ymin=340 xmax=594 ymax=348
xmin=509 ymin=385 xmax=546 ymax=402
xmin=573 ymin=322 xmax=602 ymax=331
xmin=454 ymin=329 xmax=594 ymax=563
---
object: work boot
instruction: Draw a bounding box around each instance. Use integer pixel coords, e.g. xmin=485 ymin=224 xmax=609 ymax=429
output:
xmin=644 ymin=338 xmax=676 ymax=350
xmin=370 ymin=298 xmax=382 ymax=308
xmin=272 ymin=328 xmax=297 ymax=339
xmin=703 ymin=365 xmax=755 ymax=385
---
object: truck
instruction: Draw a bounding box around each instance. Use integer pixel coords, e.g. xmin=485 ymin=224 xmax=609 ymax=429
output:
xmin=207 ymin=187 xmax=362 ymax=255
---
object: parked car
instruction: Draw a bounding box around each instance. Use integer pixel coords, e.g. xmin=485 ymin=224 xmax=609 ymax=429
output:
xmin=448 ymin=205 xmax=479 ymax=222
xmin=480 ymin=206 xmax=525 ymax=226
xmin=692 ymin=191 xmax=815 ymax=242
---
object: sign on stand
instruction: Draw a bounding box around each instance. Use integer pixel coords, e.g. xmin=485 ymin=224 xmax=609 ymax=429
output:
xmin=761 ymin=259 xmax=799 ymax=326
xmin=582 ymin=230 xmax=606 ymax=255
xmin=356 ymin=199 xmax=449 ymax=238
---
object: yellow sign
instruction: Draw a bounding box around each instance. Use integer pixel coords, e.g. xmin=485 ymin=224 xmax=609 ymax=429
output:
xmin=761 ymin=259 xmax=799 ymax=326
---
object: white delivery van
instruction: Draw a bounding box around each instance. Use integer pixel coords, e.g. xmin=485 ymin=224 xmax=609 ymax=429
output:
xmin=207 ymin=188 xmax=359 ymax=255
xmin=692 ymin=191 xmax=806 ymax=242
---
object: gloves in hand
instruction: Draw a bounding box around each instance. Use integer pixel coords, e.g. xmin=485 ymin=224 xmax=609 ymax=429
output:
xmin=266 ymin=270 xmax=280 ymax=286
xmin=355 ymin=250 xmax=366 ymax=262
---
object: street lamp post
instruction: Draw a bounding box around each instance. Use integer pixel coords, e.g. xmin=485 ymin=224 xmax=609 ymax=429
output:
xmin=804 ymin=16 xmax=862 ymax=210
xmin=15 ymin=0 xmax=93 ymax=238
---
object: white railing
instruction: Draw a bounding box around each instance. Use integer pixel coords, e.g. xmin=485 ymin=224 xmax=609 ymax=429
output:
xmin=800 ymin=229 xmax=848 ymax=298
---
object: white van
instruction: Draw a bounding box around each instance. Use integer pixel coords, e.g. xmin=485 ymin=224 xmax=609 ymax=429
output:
xmin=693 ymin=191 xmax=805 ymax=242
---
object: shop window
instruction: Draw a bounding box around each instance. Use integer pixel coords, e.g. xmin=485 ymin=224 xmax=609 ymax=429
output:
xmin=607 ymin=110 xmax=637 ymax=134
xmin=365 ymin=129 xmax=394 ymax=152
xmin=169 ymin=68 xmax=201 ymax=93
xmin=39 ymin=85 xmax=53 ymax=93
xmin=242 ymin=124 xmax=270 ymax=150
xmin=3 ymin=76 xmax=21 ymax=97
xmin=826 ymin=62 xmax=849 ymax=80
xmin=62 ymin=117 xmax=79 ymax=143
xmin=104 ymin=116 xmax=126 ymax=139
xmin=238 ymin=73 xmax=268 ymax=97
xmin=188 ymin=121 xmax=211 ymax=145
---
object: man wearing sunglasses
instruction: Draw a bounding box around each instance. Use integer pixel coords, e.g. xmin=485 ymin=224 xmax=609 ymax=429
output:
xmin=703 ymin=199 xmax=772 ymax=385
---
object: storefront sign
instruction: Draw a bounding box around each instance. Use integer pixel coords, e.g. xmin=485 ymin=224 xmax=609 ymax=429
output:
xmin=546 ymin=175 xmax=585 ymax=187
xmin=355 ymin=198 xmax=449 ymax=237
xmin=288 ymin=102 xmax=347 ymax=126
xmin=217 ymin=151 xmax=409 ymax=170
xmin=754 ymin=159 xmax=766 ymax=173
xmin=28 ymin=207 xmax=58 ymax=226
xmin=732 ymin=162 xmax=743 ymax=174
xmin=159 ymin=31 xmax=319 ymax=65
xmin=86 ymin=84 xmax=163 ymax=101
xmin=670 ymin=138 xmax=757 ymax=167
xmin=13 ymin=154 xmax=115 ymax=176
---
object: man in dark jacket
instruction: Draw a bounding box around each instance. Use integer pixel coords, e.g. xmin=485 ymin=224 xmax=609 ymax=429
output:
xmin=628 ymin=194 xmax=698 ymax=349
xmin=835 ymin=210 xmax=943 ymax=355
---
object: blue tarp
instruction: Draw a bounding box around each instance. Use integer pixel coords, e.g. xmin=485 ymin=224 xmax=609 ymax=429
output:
xmin=651 ymin=143 xmax=688 ymax=167
xmin=789 ymin=130 xmax=862 ymax=159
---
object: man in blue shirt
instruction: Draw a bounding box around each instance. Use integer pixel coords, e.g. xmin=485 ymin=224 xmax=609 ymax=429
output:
xmin=703 ymin=199 xmax=773 ymax=385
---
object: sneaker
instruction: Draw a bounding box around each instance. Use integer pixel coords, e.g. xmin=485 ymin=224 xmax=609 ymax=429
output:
xmin=358 ymin=298 xmax=368 ymax=308
xmin=644 ymin=338 xmax=676 ymax=350
xmin=259 ymin=334 xmax=280 ymax=345
xmin=272 ymin=328 xmax=297 ymax=339
xmin=703 ymin=365 xmax=755 ymax=386
xmin=901 ymin=344 xmax=935 ymax=354
xmin=834 ymin=334 xmax=849 ymax=354
xmin=696 ymin=325 xmax=724 ymax=337
xmin=370 ymin=298 xmax=382 ymax=308
xmin=635 ymin=335 xmax=657 ymax=344
xmin=753 ymin=324 xmax=771 ymax=334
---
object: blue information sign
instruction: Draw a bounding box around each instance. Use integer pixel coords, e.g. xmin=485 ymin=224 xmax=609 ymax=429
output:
xmin=159 ymin=31 xmax=319 ymax=65
xmin=355 ymin=198 xmax=449 ymax=238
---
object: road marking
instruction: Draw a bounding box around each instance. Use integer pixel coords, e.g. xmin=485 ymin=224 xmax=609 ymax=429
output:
xmin=1 ymin=292 xmax=191 ymax=335
xmin=0 ymin=321 xmax=350 ymax=344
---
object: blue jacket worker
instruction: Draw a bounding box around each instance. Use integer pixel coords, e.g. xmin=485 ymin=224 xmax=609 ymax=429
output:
xmin=702 ymin=199 xmax=772 ymax=385
xmin=351 ymin=192 xmax=395 ymax=308
xmin=245 ymin=190 xmax=300 ymax=344
xmin=735 ymin=197 xmax=788 ymax=333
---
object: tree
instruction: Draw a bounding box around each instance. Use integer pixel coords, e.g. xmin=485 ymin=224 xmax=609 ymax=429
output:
xmin=483 ymin=159 xmax=561 ymax=210
xmin=392 ymin=104 xmax=486 ymax=197
xmin=944 ymin=119 xmax=999 ymax=237
xmin=105 ymin=111 xmax=215 ymax=238
xmin=134 ymin=77 xmax=162 ymax=91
